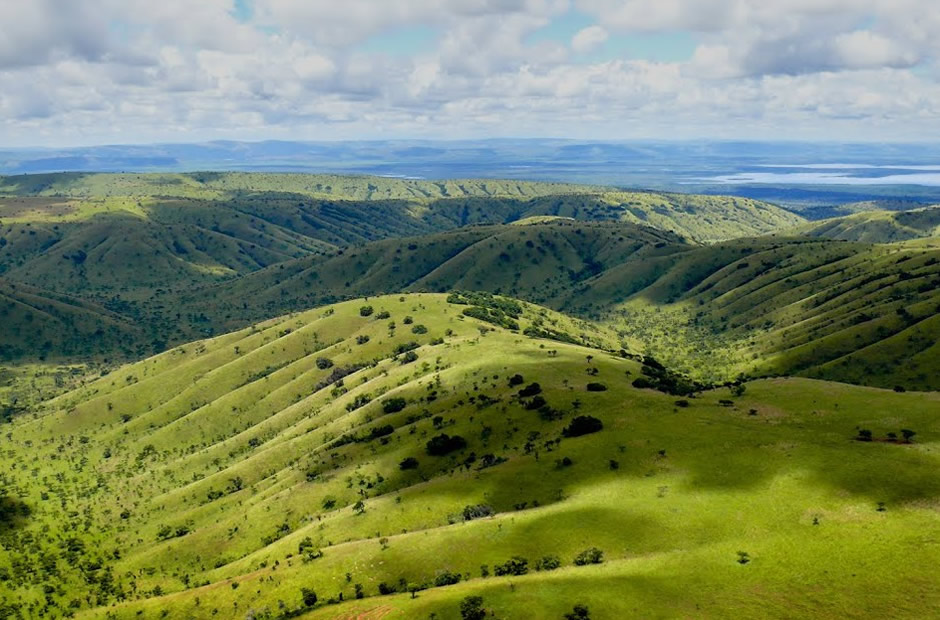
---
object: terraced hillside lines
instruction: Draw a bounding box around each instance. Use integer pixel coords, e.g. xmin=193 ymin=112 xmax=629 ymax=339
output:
xmin=1 ymin=295 xmax=938 ymax=619
xmin=788 ymin=206 xmax=940 ymax=243
xmin=177 ymin=221 xmax=686 ymax=335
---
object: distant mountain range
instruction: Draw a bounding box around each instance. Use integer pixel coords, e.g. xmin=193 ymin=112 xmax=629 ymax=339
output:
xmin=3 ymin=140 xmax=940 ymax=213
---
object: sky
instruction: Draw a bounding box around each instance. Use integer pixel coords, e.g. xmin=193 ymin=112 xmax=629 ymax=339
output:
xmin=1 ymin=0 xmax=939 ymax=147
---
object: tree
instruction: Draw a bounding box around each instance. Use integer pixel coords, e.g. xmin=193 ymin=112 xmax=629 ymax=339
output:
xmin=856 ymin=429 xmax=873 ymax=442
xmin=508 ymin=374 xmax=524 ymax=387
xmin=564 ymin=604 xmax=591 ymax=620
xmin=518 ymin=382 xmax=542 ymax=397
xmin=315 ymin=357 xmax=333 ymax=370
xmin=573 ymin=547 xmax=603 ymax=566
xmin=460 ymin=596 xmax=486 ymax=620
xmin=494 ymin=556 xmax=528 ymax=576
xmin=383 ymin=397 xmax=407 ymax=414
xmin=901 ymin=429 xmax=916 ymax=443
xmin=586 ymin=382 xmax=607 ymax=392
xmin=301 ymin=587 xmax=317 ymax=607
xmin=352 ymin=500 xmax=366 ymax=515
xmin=562 ymin=416 xmax=603 ymax=438
xmin=359 ymin=305 xmax=374 ymax=317
xmin=426 ymin=434 xmax=467 ymax=456
xmin=399 ymin=457 xmax=419 ymax=470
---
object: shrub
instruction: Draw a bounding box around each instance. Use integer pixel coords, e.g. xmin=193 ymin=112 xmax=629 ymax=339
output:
xmin=400 ymin=351 xmax=419 ymax=365
xmin=564 ymin=604 xmax=591 ymax=620
xmin=586 ymin=383 xmax=607 ymax=392
xmin=524 ymin=395 xmax=547 ymax=410
xmin=494 ymin=556 xmax=529 ymax=576
xmin=356 ymin=335 xmax=370 ymax=345
xmin=562 ymin=416 xmax=603 ymax=438
xmin=856 ymin=429 xmax=873 ymax=442
xmin=426 ymin=434 xmax=468 ymax=456
xmin=535 ymin=555 xmax=561 ymax=571
xmin=376 ymin=311 xmax=391 ymax=319
xmin=460 ymin=596 xmax=487 ymax=620
xmin=434 ymin=571 xmax=462 ymax=587
xmin=378 ymin=582 xmax=396 ymax=595
xmin=508 ymin=374 xmax=524 ymax=387
xmin=573 ymin=547 xmax=603 ymax=566
xmin=359 ymin=305 xmax=374 ymax=317
xmin=411 ymin=324 xmax=428 ymax=334
xmin=301 ymin=587 xmax=318 ymax=607
xmin=383 ymin=397 xmax=407 ymax=414
xmin=901 ymin=429 xmax=917 ymax=442
xmin=675 ymin=399 xmax=689 ymax=408
xmin=399 ymin=457 xmax=419 ymax=470
xmin=315 ymin=357 xmax=333 ymax=370
xmin=518 ymin=382 xmax=542 ymax=397
xmin=632 ymin=377 xmax=653 ymax=389
xmin=462 ymin=504 xmax=494 ymax=521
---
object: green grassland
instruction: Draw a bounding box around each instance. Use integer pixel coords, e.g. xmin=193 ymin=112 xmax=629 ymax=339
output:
xmin=175 ymin=221 xmax=940 ymax=391
xmin=785 ymin=206 xmax=940 ymax=243
xmin=0 ymin=294 xmax=937 ymax=619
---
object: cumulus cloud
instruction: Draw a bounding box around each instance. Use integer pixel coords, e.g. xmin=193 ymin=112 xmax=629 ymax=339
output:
xmin=571 ymin=26 xmax=608 ymax=54
xmin=0 ymin=0 xmax=936 ymax=145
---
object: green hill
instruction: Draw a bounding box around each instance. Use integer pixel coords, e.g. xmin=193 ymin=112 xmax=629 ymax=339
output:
xmin=177 ymin=222 xmax=940 ymax=391
xmin=786 ymin=206 xmax=940 ymax=243
xmin=0 ymin=278 xmax=143 ymax=361
xmin=1 ymin=294 xmax=937 ymax=619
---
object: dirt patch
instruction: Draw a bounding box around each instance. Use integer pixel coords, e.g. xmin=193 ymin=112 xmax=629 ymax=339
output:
xmin=331 ymin=605 xmax=395 ymax=620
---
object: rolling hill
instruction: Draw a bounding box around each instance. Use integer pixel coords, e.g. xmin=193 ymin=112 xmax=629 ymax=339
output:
xmin=786 ymin=206 xmax=940 ymax=243
xmin=1 ymin=294 xmax=937 ymax=619
xmin=176 ymin=221 xmax=940 ymax=391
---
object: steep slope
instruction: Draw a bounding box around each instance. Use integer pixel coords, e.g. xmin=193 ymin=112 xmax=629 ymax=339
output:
xmin=1 ymin=295 xmax=937 ymax=619
xmin=176 ymin=220 xmax=686 ymax=336
xmin=180 ymin=223 xmax=940 ymax=390
xmin=786 ymin=206 xmax=940 ymax=243
xmin=0 ymin=278 xmax=144 ymax=361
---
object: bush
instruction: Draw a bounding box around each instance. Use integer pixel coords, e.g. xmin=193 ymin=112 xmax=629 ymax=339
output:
xmin=675 ymin=399 xmax=689 ymax=408
xmin=356 ymin=334 xmax=370 ymax=345
xmin=901 ymin=429 xmax=917 ymax=442
xmin=632 ymin=377 xmax=653 ymax=389
xmin=535 ymin=555 xmax=561 ymax=571
xmin=856 ymin=429 xmax=873 ymax=442
xmin=411 ymin=324 xmax=428 ymax=334
xmin=460 ymin=596 xmax=487 ymax=620
xmin=376 ymin=311 xmax=391 ymax=319
xmin=400 ymin=351 xmax=419 ymax=365
xmin=564 ymin=604 xmax=591 ymax=620
xmin=494 ymin=556 xmax=529 ymax=576
xmin=462 ymin=504 xmax=494 ymax=521
xmin=359 ymin=305 xmax=374 ymax=317
xmin=586 ymin=383 xmax=607 ymax=392
xmin=562 ymin=416 xmax=603 ymax=438
xmin=315 ymin=357 xmax=333 ymax=370
xmin=426 ymin=434 xmax=468 ymax=456
xmin=378 ymin=582 xmax=396 ymax=595
xmin=508 ymin=374 xmax=524 ymax=387
xmin=383 ymin=397 xmax=407 ymax=414
xmin=399 ymin=457 xmax=419 ymax=470
xmin=301 ymin=587 xmax=318 ymax=607
xmin=434 ymin=571 xmax=462 ymax=587
xmin=573 ymin=547 xmax=603 ymax=566
xmin=518 ymin=382 xmax=542 ymax=397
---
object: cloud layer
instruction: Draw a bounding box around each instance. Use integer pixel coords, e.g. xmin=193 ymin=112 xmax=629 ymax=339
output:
xmin=0 ymin=0 xmax=937 ymax=145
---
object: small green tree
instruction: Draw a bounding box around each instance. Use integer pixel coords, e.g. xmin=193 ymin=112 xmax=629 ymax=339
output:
xmin=564 ymin=604 xmax=591 ymax=620
xmin=460 ymin=596 xmax=486 ymax=620
xmin=301 ymin=587 xmax=317 ymax=607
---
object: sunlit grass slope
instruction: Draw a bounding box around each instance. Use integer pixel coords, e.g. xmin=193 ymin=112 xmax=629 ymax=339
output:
xmin=0 ymin=294 xmax=937 ymax=619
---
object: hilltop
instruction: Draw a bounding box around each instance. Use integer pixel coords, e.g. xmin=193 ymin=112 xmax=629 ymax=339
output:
xmin=1 ymin=294 xmax=937 ymax=619
xmin=786 ymin=206 xmax=940 ymax=243
xmin=178 ymin=222 xmax=940 ymax=391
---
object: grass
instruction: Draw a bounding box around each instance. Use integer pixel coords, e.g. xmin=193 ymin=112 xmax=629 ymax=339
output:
xmin=0 ymin=293 xmax=937 ymax=619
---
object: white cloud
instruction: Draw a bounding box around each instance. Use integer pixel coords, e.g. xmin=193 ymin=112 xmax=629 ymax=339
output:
xmin=571 ymin=25 xmax=608 ymax=54
xmin=0 ymin=0 xmax=937 ymax=145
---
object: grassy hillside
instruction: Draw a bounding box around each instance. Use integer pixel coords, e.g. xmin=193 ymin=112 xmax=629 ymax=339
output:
xmin=1 ymin=294 xmax=937 ymax=619
xmin=0 ymin=278 xmax=144 ymax=361
xmin=178 ymin=222 xmax=940 ymax=390
xmin=786 ymin=206 xmax=940 ymax=243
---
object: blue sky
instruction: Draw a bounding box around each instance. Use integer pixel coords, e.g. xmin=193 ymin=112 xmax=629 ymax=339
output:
xmin=0 ymin=0 xmax=937 ymax=146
